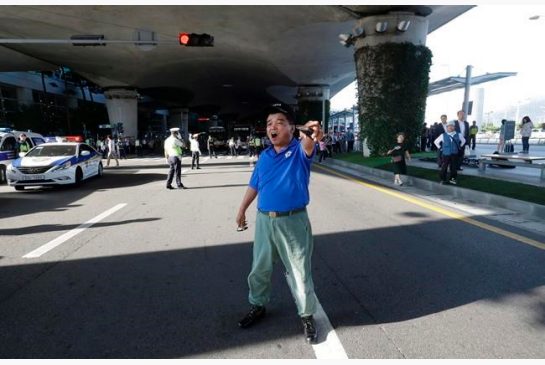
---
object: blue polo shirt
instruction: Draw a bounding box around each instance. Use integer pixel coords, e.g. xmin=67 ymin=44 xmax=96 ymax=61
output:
xmin=249 ymin=138 xmax=315 ymax=212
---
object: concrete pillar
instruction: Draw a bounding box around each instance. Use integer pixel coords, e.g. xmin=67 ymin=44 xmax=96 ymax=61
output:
xmin=353 ymin=12 xmax=429 ymax=49
xmin=353 ymin=11 xmax=431 ymax=155
xmin=16 ymin=87 xmax=33 ymax=107
xmin=296 ymin=85 xmax=330 ymax=130
xmin=104 ymin=88 xmax=139 ymax=139
xmin=168 ymin=108 xmax=189 ymax=140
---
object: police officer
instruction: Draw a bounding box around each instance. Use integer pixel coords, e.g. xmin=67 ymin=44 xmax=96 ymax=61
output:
xmin=18 ymin=133 xmax=31 ymax=155
xmin=236 ymin=103 xmax=323 ymax=344
xmin=164 ymin=127 xmax=186 ymax=190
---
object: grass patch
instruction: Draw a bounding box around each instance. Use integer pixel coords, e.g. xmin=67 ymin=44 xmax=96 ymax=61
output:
xmin=332 ymin=152 xmax=545 ymax=206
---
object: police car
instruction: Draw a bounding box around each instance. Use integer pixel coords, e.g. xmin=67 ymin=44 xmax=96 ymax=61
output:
xmin=6 ymin=142 xmax=103 ymax=191
xmin=0 ymin=129 xmax=46 ymax=184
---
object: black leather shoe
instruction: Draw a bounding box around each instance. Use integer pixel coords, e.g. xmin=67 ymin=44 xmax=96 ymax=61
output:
xmin=177 ymin=185 xmax=187 ymax=189
xmin=166 ymin=185 xmax=175 ymax=190
xmin=238 ymin=305 xmax=266 ymax=328
xmin=301 ymin=315 xmax=317 ymax=344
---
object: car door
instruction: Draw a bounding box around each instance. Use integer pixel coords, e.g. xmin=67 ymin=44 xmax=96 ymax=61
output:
xmin=79 ymin=144 xmax=97 ymax=178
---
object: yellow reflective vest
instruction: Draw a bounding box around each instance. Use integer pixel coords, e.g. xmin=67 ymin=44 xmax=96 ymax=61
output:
xmin=164 ymin=136 xmax=184 ymax=157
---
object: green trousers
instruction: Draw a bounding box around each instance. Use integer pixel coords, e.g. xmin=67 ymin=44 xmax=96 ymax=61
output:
xmin=247 ymin=209 xmax=317 ymax=317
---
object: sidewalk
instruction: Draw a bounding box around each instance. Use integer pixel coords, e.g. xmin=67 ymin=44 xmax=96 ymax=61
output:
xmin=319 ymin=156 xmax=545 ymax=224
xmin=410 ymin=156 xmax=545 ymax=188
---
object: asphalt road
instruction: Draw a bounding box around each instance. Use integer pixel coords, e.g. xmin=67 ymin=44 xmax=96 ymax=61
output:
xmin=1 ymin=154 xmax=544 ymax=359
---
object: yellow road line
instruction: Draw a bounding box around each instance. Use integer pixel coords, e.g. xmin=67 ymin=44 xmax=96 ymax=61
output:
xmin=315 ymin=164 xmax=545 ymax=250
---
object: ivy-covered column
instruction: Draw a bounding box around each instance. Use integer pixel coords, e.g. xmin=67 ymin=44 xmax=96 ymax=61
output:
xmin=354 ymin=12 xmax=432 ymax=155
xmin=296 ymin=85 xmax=330 ymax=130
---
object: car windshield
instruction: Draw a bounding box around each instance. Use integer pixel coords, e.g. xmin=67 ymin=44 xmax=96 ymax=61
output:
xmin=25 ymin=145 xmax=77 ymax=157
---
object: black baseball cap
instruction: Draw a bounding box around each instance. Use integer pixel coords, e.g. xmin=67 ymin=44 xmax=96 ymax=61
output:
xmin=263 ymin=103 xmax=295 ymax=124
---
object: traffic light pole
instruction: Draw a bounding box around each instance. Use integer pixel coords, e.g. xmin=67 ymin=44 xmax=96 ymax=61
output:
xmin=0 ymin=38 xmax=180 ymax=45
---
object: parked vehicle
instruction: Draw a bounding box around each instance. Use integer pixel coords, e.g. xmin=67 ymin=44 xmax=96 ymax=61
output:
xmin=0 ymin=129 xmax=45 ymax=184
xmin=6 ymin=142 xmax=103 ymax=191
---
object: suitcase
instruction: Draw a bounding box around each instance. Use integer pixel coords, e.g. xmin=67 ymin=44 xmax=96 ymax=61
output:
xmin=504 ymin=141 xmax=514 ymax=153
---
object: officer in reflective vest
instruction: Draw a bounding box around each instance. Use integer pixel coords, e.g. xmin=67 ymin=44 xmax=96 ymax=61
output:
xmin=164 ymin=127 xmax=186 ymax=190
xmin=18 ymin=134 xmax=31 ymax=154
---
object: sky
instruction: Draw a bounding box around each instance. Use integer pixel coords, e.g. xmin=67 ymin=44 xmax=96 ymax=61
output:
xmin=330 ymin=4 xmax=545 ymax=126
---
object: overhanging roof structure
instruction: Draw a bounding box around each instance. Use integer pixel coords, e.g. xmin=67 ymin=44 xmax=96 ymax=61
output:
xmin=0 ymin=5 xmax=474 ymax=119
xmin=428 ymin=72 xmax=517 ymax=96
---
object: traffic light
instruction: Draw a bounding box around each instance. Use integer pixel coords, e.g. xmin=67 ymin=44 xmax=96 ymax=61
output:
xmin=178 ymin=33 xmax=214 ymax=47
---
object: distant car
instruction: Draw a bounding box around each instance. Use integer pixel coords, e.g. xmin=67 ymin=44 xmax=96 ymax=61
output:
xmin=6 ymin=142 xmax=103 ymax=191
xmin=0 ymin=129 xmax=46 ymax=184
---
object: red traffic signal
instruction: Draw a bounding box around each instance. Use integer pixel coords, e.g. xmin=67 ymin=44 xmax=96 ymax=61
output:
xmin=178 ymin=33 xmax=214 ymax=47
xmin=179 ymin=33 xmax=190 ymax=46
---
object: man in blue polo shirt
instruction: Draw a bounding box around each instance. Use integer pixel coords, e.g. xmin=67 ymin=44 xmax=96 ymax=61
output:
xmin=236 ymin=103 xmax=323 ymax=344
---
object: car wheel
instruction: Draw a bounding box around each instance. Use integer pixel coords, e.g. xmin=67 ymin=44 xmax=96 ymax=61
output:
xmin=14 ymin=185 xmax=24 ymax=191
xmin=75 ymin=167 xmax=83 ymax=186
xmin=97 ymin=163 xmax=103 ymax=177
xmin=0 ymin=165 xmax=6 ymax=185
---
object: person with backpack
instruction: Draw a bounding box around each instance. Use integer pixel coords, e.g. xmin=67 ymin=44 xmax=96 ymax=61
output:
xmin=434 ymin=120 xmax=466 ymax=185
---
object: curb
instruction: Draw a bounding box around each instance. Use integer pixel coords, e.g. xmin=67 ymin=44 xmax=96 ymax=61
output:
xmin=322 ymin=158 xmax=545 ymax=220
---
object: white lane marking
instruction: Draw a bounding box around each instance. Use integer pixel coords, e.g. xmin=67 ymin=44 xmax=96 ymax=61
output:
xmin=237 ymin=155 xmax=244 ymax=159
xmin=23 ymin=203 xmax=128 ymax=258
xmin=201 ymin=157 xmax=210 ymax=163
xmin=226 ymin=156 xmax=233 ymax=160
xmin=284 ymin=274 xmax=348 ymax=359
xmin=311 ymin=300 xmax=349 ymax=359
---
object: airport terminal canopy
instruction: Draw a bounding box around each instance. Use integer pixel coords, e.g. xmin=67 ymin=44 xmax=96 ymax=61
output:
xmin=0 ymin=5 xmax=472 ymax=117
xmin=428 ymin=72 xmax=517 ymax=96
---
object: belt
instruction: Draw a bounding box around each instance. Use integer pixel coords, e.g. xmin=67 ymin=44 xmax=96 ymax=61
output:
xmin=258 ymin=208 xmax=306 ymax=218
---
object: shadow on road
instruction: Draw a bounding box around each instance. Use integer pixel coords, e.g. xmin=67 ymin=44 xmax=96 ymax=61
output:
xmin=1 ymin=216 xmax=544 ymax=358
xmin=0 ymin=171 xmax=166 ymax=219
xmin=0 ymin=218 xmax=161 ymax=236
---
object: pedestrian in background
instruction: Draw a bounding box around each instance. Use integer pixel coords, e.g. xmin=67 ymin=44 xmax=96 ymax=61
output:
xmin=254 ymin=135 xmax=263 ymax=158
xmin=17 ymin=133 xmax=31 ymax=155
xmin=520 ymin=116 xmax=534 ymax=154
xmin=207 ymin=134 xmax=217 ymax=158
xmin=496 ymin=119 xmax=507 ymax=153
xmin=434 ymin=120 xmax=465 ymax=185
xmin=190 ymin=133 xmax=202 ymax=169
xmin=106 ymin=135 xmax=119 ymax=167
xmin=248 ymin=134 xmax=256 ymax=158
xmin=434 ymin=115 xmax=448 ymax=166
xmin=228 ymin=137 xmax=236 ymax=156
xmin=469 ymin=121 xmax=479 ymax=151
xmin=454 ymin=110 xmax=470 ymax=171
xmin=318 ymin=135 xmax=328 ymax=162
xmin=386 ymin=133 xmax=411 ymax=186
xmin=346 ymin=128 xmax=355 ymax=153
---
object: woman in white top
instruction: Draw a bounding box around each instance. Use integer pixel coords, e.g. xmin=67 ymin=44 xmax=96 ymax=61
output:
xmin=520 ymin=116 xmax=534 ymax=154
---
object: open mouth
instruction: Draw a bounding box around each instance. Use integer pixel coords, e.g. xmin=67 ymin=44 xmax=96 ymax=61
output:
xmin=270 ymin=131 xmax=278 ymax=140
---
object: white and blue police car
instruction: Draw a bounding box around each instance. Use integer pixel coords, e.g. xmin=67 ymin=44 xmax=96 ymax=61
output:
xmin=6 ymin=142 xmax=103 ymax=191
xmin=1 ymin=129 xmax=46 ymax=184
